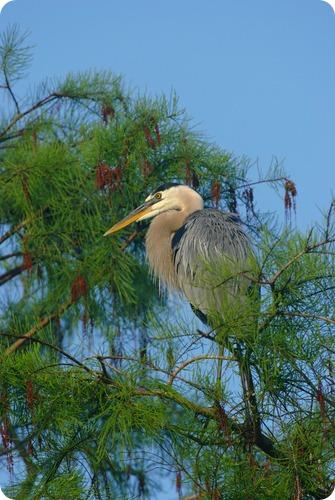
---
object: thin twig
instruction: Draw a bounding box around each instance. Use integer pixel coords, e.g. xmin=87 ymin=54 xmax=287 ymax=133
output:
xmin=0 ymin=330 xmax=91 ymax=374
xmin=96 ymin=354 xmax=207 ymax=393
xmin=120 ymin=229 xmax=141 ymax=250
xmin=279 ymin=311 xmax=335 ymax=326
xmin=269 ymin=238 xmax=335 ymax=285
xmin=236 ymin=176 xmax=289 ymax=190
xmin=96 ymin=355 xmax=112 ymax=380
xmin=325 ymin=200 xmax=335 ymax=241
xmin=3 ymin=66 xmax=20 ymax=114
xmin=169 ymin=355 xmax=236 ymax=385
xmin=0 ymin=219 xmax=28 ymax=245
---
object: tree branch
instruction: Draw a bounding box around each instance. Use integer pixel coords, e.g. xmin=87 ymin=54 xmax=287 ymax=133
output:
xmin=135 ymin=385 xmax=282 ymax=459
xmin=235 ymin=344 xmax=262 ymax=445
xmin=0 ymin=263 xmax=27 ymax=286
xmin=1 ymin=300 xmax=73 ymax=357
xmin=0 ymin=93 xmax=61 ymax=139
xmin=0 ymin=329 xmax=92 ymax=374
xmin=0 ymin=251 xmax=23 ymax=261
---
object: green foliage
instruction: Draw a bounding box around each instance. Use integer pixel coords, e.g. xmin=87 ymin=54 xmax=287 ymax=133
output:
xmin=0 ymin=24 xmax=32 ymax=85
xmin=1 ymin=27 xmax=334 ymax=500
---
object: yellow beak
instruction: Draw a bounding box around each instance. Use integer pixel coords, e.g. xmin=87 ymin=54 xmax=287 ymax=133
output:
xmin=103 ymin=200 xmax=156 ymax=236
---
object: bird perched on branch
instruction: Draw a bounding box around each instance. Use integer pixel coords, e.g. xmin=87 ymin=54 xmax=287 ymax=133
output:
xmin=104 ymin=183 xmax=254 ymax=323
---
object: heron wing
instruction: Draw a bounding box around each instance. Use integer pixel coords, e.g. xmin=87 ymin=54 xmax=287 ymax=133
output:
xmin=172 ymin=209 xmax=253 ymax=316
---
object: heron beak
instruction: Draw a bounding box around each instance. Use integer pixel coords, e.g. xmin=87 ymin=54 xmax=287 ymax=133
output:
xmin=103 ymin=199 xmax=156 ymax=236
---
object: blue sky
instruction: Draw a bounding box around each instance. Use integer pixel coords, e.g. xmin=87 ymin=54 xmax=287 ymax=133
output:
xmin=1 ymin=0 xmax=335 ymax=497
xmin=1 ymin=0 xmax=335 ymax=229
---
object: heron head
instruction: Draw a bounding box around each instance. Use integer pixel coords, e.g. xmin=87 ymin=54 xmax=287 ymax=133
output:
xmin=104 ymin=183 xmax=203 ymax=235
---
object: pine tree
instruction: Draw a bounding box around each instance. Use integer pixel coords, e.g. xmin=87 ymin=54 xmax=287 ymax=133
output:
xmin=0 ymin=26 xmax=334 ymax=499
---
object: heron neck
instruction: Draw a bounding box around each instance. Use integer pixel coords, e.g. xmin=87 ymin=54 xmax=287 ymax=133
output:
xmin=145 ymin=194 xmax=203 ymax=289
xmin=150 ymin=208 xmax=188 ymax=234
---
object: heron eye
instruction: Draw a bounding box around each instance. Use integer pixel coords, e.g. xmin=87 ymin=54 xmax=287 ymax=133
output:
xmin=155 ymin=192 xmax=162 ymax=200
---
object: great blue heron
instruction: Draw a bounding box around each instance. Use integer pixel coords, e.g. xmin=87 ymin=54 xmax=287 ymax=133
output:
xmin=104 ymin=183 xmax=253 ymax=323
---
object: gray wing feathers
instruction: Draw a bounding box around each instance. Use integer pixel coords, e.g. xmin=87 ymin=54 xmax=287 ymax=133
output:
xmin=172 ymin=209 xmax=252 ymax=315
